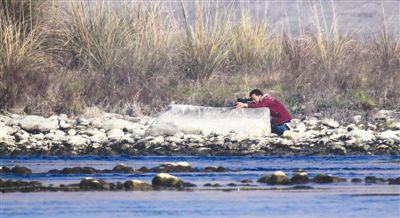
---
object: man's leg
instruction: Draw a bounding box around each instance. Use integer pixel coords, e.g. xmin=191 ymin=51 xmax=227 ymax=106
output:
xmin=271 ymin=123 xmax=289 ymax=136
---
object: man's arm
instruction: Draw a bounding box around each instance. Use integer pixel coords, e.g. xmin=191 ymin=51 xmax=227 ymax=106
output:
xmin=247 ymin=97 xmax=274 ymax=108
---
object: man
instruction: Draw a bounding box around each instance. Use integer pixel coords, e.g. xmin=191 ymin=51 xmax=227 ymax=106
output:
xmin=235 ymin=89 xmax=292 ymax=135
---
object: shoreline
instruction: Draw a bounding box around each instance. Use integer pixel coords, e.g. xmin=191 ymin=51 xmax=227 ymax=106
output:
xmin=1 ymin=108 xmax=399 ymax=156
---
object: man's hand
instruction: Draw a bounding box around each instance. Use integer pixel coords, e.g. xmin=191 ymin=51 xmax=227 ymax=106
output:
xmin=235 ymin=102 xmax=248 ymax=109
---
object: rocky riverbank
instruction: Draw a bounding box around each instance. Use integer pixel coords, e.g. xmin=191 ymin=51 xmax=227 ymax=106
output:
xmin=1 ymin=108 xmax=399 ymax=156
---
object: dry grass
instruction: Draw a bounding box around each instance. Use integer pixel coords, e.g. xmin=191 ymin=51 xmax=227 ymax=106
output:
xmin=179 ymin=1 xmax=233 ymax=81
xmin=0 ymin=0 xmax=399 ymax=119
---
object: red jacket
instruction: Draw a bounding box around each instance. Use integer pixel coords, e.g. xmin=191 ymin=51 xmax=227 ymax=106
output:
xmin=247 ymin=95 xmax=292 ymax=126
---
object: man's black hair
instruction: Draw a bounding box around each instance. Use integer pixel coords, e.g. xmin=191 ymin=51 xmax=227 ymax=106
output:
xmin=249 ymin=89 xmax=263 ymax=97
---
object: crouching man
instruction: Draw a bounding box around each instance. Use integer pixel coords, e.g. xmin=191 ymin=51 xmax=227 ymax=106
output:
xmin=235 ymin=89 xmax=292 ymax=136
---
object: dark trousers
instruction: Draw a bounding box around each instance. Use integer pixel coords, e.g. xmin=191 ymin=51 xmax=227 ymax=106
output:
xmin=271 ymin=122 xmax=290 ymax=136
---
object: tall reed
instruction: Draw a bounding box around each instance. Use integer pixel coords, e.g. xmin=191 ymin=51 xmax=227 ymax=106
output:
xmin=179 ymin=1 xmax=232 ymax=81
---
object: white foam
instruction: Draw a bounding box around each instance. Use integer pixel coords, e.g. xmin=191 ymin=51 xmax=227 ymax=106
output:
xmin=146 ymin=104 xmax=271 ymax=137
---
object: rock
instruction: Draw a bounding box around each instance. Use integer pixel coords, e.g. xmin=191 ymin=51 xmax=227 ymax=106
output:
xmin=151 ymin=136 xmax=165 ymax=144
xmin=241 ymin=179 xmax=253 ymax=183
xmin=321 ymin=118 xmax=340 ymax=128
xmin=348 ymin=129 xmax=375 ymax=142
xmin=0 ymin=124 xmax=11 ymax=135
xmin=0 ymin=124 xmax=14 ymax=142
xmin=292 ymin=185 xmax=314 ymax=190
xmin=204 ymin=183 xmax=221 ymax=187
xmin=282 ymin=131 xmax=303 ymax=140
xmin=388 ymin=177 xmax=400 ymax=185
xmin=351 ymin=178 xmax=362 ymax=183
xmin=79 ymin=177 xmax=110 ymax=190
xmin=379 ymin=130 xmax=400 ymax=141
xmin=267 ymin=171 xmax=290 ymax=185
xmin=48 ymin=167 xmax=97 ymax=174
xmin=19 ymin=115 xmax=59 ymax=132
xmin=59 ymin=120 xmax=72 ymax=129
xmin=291 ymin=172 xmax=309 ymax=184
xmin=352 ymin=115 xmax=362 ymax=124
xmin=67 ymin=129 xmax=77 ymax=136
xmin=203 ymin=166 xmax=227 ymax=172
xmin=183 ymin=182 xmax=197 ymax=187
xmin=165 ymin=136 xmax=183 ymax=143
xmin=385 ymin=120 xmax=400 ymax=130
xmin=90 ymin=132 xmax=107 ymax=143
xmin=257 ymin=175 xmax=271 ymax=183
xmin=112 ymin=164 xmax=135 ymax=173
xmin=173 ymin=132 xmax=185 ymax=139
xmin=77 ymin=117 xmax=90 ymax=126
xmin=365 ymin=176 xmax=385 ymax=183
xmin=288 ymin=119 xmax=307 ymax=133
xmin=312 ymin=174 xmax=344 ymax=183
xmin=124 ymin=180 xmax=152 ymax=190
xmin=151 ymin=173 xmax=183 ymax=188
xmin=66 ymin=135 xmax=87 ymax=146
xmin=373 ymin=110 xmax=393 ymax=121
xmin=227 ymin=183 xmax=237 ymax=186
xmin=330 ymin=144 xmax=347 ymax=155
xmin=137 ymin=167 xmax=151 ymax=173
xmin=32 ymin=133 xmax=45 ymax=140
xmin=107 ymin=129 xmax=125 ymax=141
xmin=158 ymin=162 xmax=192 ymax=172
xmin=0 ymin=166 xmax=11 ymax=173
xmin=11 ymin=166 xmax=32 ymax=175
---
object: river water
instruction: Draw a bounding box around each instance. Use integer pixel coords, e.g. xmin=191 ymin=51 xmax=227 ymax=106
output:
xmin=1 ymin=155 xmax=400 ymax=218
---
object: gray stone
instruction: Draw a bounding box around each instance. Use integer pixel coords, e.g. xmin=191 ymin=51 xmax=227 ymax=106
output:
xmin=68 ymin=129 xmax=77 ymax=136
xmin=348 ymin=129 xmax=375 ymax=142
xmin=107 ymin=129 xmax=124 ymax=141
xmin=66 ymin=135 xmax=87 ymax=146
xmin=321 ymin=118 xmax=340 ymax=128
xmin=19 ymin=115 xmax=59 ymax=132
xmin=373 ymin=110 xmax=393 ymax=121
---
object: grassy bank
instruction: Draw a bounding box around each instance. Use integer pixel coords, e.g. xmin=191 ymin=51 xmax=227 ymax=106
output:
xmin=0 ymin=0 xmax=399 ymax=120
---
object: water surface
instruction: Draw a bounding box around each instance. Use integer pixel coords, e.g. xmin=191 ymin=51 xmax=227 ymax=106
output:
xmin=1 ymin=156 xmax=400 ymax=217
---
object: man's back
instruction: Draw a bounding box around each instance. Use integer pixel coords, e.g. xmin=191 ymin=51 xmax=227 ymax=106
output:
xmin=247 ymin=95 xmax=292 ymax=126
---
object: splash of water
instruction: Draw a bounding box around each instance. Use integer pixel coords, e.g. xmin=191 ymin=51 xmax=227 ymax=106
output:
xmin=145 ymin=104 xmax=271 ymax=137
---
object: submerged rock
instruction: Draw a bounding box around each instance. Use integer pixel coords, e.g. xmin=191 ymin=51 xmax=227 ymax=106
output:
xmin=1 ymin=166 xmax=32 ymax=176
xmin=48 ymin=167 xmax=98 ymax=174
xmin=351 ymin=178 xmax=363 ymax=183
xmin=388 ymin=177 xmax=400 ymax=185
xmin=203 ymin=166 xmax=227 ymax=172
xmin=313 ymin=174 xmax=345 ymax=183
xmin=11 ymin=166 xmax=32 ymax=176
xmin=257 ymin=175 xmax=271 ymax=183
xmin=364 ymin=176 xmax=385 ymax=183
xmin=241 ymin=179 xmax=253 ymax=183
xmin=112 ymin=164 xmax=135 ymax=173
